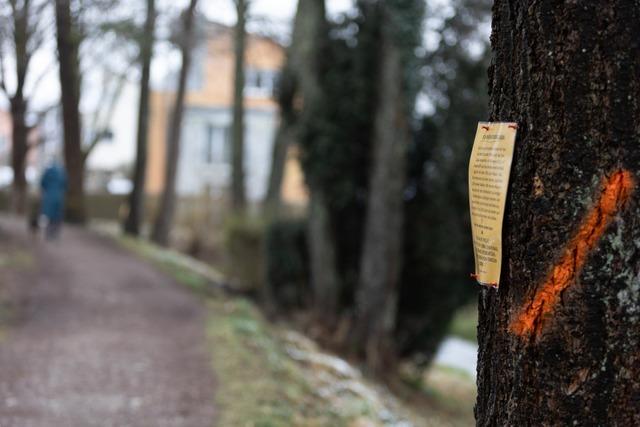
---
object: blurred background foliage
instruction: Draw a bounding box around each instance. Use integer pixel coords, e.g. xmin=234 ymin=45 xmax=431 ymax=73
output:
xmin=0 ymin=0 xmax=491 ymax=372
xmin=256 ymin=0 xmax=491 ymax=364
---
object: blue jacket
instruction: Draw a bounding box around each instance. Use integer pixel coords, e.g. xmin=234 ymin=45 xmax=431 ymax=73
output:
xmin=40 ymin=165 xmax=67 ymax=222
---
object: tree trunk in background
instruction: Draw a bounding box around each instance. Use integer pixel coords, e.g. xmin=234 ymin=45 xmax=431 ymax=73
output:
xmin=352 ymin=13 xmax=409 ymax=371
xmin=264 ymin=72 xmax=297 ymax=215
xmin=308 ymin=190 xmax=340 ymax=318
xmin=476 ymin=2 xmax=640 ymax=425
xmin=264 ymin=114 xmax=293 ymax=213
xmin=151 ymin=0 xmax=198 ymax=246
xmin=124 ymin=0 xmax=156 ymax=236
xmin=264 ymin=0 xmax=312 ymax=212
xmin=231 ymin=0 xmax=247 ymax=212
xmin=264 ymin=68 xmax=295 ymax=214
xmin=10 ymin=97 xmax=28 ymax=215
xmin=55 ymin=0 xmax=85 ymax=224
xmin=8 ymin=1 xmax=31 ymax=216
xmin=290 ymin=0 xmax=341 ymax=323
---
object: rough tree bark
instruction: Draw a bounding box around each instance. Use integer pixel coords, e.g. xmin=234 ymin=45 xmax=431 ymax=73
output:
xmin=151 ymin=0 xmax=198 ymax=246
xmin=476 ymin=2 xmax=640 ymax=425
xmin=124 ymin=0 xmax=156 ymax=236
xmin=231 ymin=0 xmax=247 ymax=212
xmin=55 ymin=0 xmax=86 ymax=223
xmin=352 ymin=6 xmax=410 ymax=370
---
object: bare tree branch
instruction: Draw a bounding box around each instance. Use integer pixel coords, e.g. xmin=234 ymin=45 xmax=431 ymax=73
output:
xmin=0 ymin=35 xmax=9 ymax=97
xmin=0 ymin=0 xmax=51 ymax=100
xmin=12 ymin=0 xmax=34 ymax=97
xmin=25 ymin=56 xmax=56 ymax=96
xmin=25 ymin=0 xmax=52 ymax=56
xmin=82 ymin=67 xmax=130 ymax=160
xmin=27 ymin=102 xmax=59 ymax=149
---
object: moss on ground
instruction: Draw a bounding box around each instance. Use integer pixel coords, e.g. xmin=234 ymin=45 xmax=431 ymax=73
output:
xmin=116 ymin=235 xmax=221 ymax=296
xmin=206 ymin=297 xmax=352 ymax=427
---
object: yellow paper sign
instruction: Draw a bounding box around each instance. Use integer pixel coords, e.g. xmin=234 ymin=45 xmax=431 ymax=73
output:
xmin=468 ymin=122 xmax=517 ymax=288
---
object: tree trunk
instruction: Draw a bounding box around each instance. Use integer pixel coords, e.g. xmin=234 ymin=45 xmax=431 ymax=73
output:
xmin=10 ymin=97 xmax=28 ymax=214
xmin=352 ymin=15 xmax=409 ymax=371
xmin=476 ymin=2 xmax=640 ymax=425
xmin=289 ymin=0 xmax=342 ymax=322
xmin=264 ymin=8 xmax=304 ymax=213
xmin=124 ymin=0 xmax=156 ymax=236
xmin=231 ymin=0 xmax=247 ymax=212
xmin=8 ymin=1 xmax=32 ymax=216
xmin=151 ymin=0 xmax=198 ymax=246
xmin=264 ymin=69 xmax=297 ymax=215
xmin=55 ymin=0 xmax=85 ymax=224
xmin=308 ymin=190 xmax=340 ymax=320
xmin=264 ymin=106 xmax=294 ymax=214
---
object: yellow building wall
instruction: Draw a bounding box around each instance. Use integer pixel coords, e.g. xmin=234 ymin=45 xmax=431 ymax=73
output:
xmin=186 ymin=33 xmax=285 ymax=110
xmin=146 ymin=91 xmax=173 ymax=195
xmin=281 ymin=145 xmax=308 ymax=206
xmin=145 ymin=29 xmax=308 ymax=206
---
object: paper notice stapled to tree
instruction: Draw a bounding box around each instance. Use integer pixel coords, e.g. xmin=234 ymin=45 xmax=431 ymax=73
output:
xmin=469 ymin=122 xmax=517 ymax=288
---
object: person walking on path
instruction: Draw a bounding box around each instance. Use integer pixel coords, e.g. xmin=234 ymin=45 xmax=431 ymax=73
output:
xmin=40 ymin=162 xmax=67 ymax=240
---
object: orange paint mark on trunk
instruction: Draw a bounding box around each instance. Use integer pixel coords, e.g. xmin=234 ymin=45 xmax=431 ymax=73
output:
xmin=510 ymin=170 xmax=634 ymax=338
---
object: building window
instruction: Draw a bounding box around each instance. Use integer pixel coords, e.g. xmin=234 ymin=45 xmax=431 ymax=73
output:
xmin=245 ymin=68 xmax=280 ymax=97
xmin=205 ymin=124 xmax=231 ymax=164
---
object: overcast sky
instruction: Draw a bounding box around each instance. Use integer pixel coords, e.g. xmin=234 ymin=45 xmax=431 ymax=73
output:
xmin=201 ymin=0 xmax=355 ymax=25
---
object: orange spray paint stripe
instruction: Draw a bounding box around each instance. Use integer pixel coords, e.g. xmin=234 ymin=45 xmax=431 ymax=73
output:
xmin=510 ymin=170 xmax=635 ymax=338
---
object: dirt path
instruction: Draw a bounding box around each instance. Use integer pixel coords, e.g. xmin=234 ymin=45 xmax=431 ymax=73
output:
xmin=0 ymin=216 xmax=216 ymax=427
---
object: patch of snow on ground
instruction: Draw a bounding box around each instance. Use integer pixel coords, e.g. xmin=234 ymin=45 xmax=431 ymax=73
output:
xmin=433 ymin=337 xmax=478 ymax=378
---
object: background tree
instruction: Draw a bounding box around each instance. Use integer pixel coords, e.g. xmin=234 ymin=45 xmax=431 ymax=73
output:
xmin=476 ymin=1 xmax=640 ymax=425
xmin=268 ymin=0 xmax=489 ymax=369
xmin=263 ymin=8 xmax=303 ymax=213
xmin=351 ymin=0 xmax=424 ymax=371
xmin=124 ymin=0 xmax=156 ymax=236
xmin=395 ymin=0 xmax=490 ymax=362
xmin=297 ymin=0 xmax=343 ymax=324
xmin=263 ymin=67 xmax=294 ymax=213
xmin=289 ymin=0 xmax=380 ymax=335
xmin=151 ymin=0 xmax=199 ymax=246
xmin=230 ymin=0 xmax=248 ymax=212
xmin=53 ymin=0 xmax=133 ymax=223
xmin=268 ymin=0 xmax=343 ymax=322
xmin=55 ymin=0 xmax=85 ymax=223
xmin=0 ymin=0 xmax=50 ymax=214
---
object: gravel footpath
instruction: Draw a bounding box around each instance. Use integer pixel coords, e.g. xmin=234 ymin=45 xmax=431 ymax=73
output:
xmin=0 ymin=216 xmax=216 ymax=427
